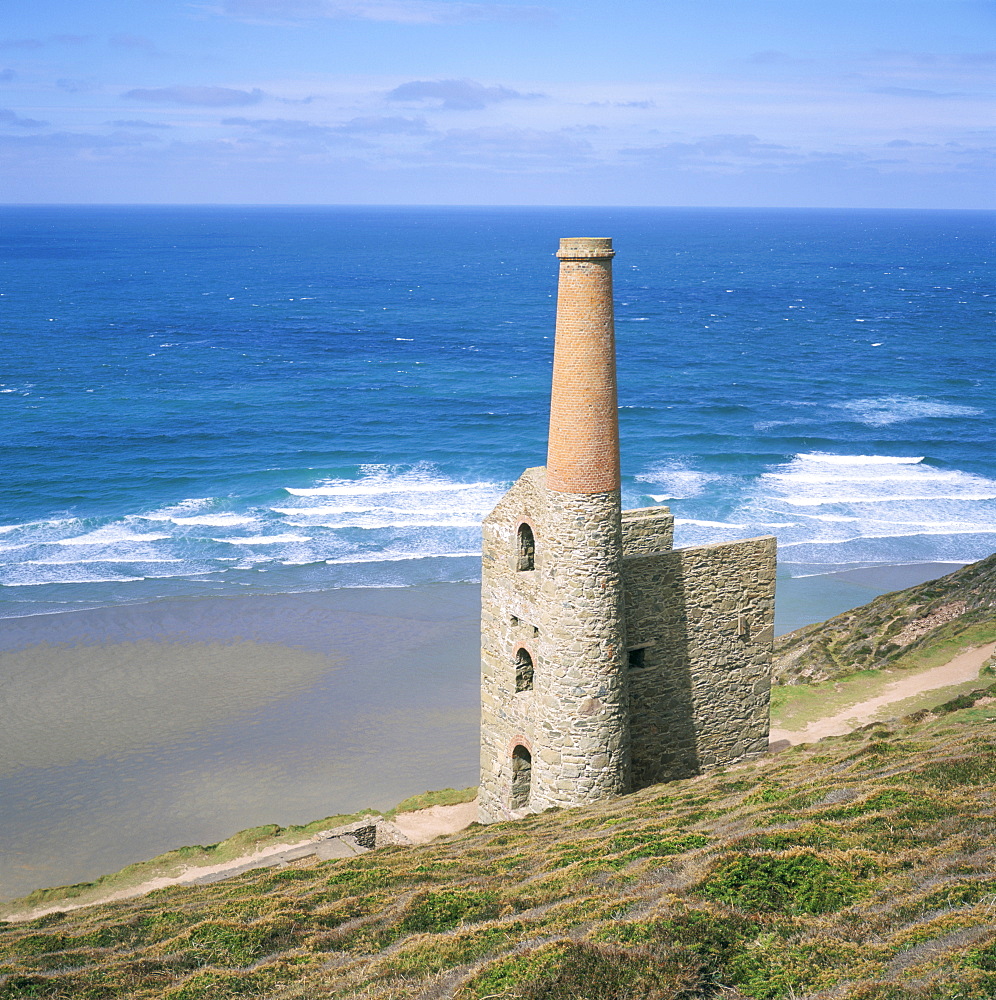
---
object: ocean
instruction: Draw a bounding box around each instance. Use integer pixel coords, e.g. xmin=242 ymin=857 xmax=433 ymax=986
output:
xmin=3 ymin=205 xmax=994 ymax=620
xmin=1 ymin=205 xmax=994 ymax=901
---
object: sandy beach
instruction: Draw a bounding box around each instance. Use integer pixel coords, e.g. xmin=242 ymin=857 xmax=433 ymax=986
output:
xmin=0 ymin=584 xmax=481 ymax=903
xmin=0 ymin=560 xmax=973 ymax=905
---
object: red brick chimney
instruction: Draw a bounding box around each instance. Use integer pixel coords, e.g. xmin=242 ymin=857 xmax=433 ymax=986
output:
xmin=546 ymin=237 xmax=621 ymax=494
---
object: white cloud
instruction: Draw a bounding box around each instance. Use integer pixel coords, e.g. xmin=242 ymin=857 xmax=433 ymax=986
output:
xmin=621 ymin=134 xmax=798 ymax=169
xmin=123 ymin=86 xmax=265 ymax=107
xmin=109 ymin=119 xmax=174 ymax=129
xmin=110 ymin=34 xmax=166 ymax=57
xmin=426 ymin=125 xmax=592 ymax=166
xmin=0 ymin=108 xmax=48 ymax=128
xmin=338 ymin=115 xmax=429 ymax=133
xmin=873 ymin=86 xmax=971 ymax=99
xmin=387 ymin=78 xmax=542 ymax=110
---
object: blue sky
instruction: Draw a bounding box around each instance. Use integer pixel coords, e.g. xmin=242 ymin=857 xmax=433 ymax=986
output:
xmin=1 ymin=0 xmax=993 ymax=205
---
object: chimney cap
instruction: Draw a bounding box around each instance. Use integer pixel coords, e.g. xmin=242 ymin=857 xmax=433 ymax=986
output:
xmin=557 ymin=237 xmax=614 ymax=260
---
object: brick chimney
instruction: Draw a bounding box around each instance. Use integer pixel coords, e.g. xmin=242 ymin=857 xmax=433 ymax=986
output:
xmin=546 ymin=237 xmax=620 ymax=495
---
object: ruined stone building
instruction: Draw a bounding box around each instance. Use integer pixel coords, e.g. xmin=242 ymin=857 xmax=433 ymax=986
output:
xmin=478 ymin=237 xmax=776 ymax=823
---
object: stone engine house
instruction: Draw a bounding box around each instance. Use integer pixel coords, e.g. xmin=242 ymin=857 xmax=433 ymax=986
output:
xmin=478 ymin=237 xmax=776 ymax=823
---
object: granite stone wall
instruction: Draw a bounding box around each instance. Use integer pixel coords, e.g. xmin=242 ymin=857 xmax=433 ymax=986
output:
xmin=621 ymin=506 xmax=674 ymax=556
xmin=623 ymin=536 xmax=776 ymax=789
xmin=478 ymin=469 xmax=547 ymax=822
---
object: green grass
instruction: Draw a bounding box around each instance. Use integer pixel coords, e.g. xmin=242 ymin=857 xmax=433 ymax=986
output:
xmin=701 ymin=850 xmax=877 ymax=914
xmin=771 ymin=668 xmax=888 ymax=728
xmin=381 ymin=785 xmax=478 ymax=818
xmin=773 ymin=551 xmax=996 ymax=688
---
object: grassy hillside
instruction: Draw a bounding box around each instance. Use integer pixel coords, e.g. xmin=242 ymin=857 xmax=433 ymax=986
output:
xmin=775 ymin=552 xmax=996 ymax=685
xmin=3 ymin=682 xmax=996 ymax=999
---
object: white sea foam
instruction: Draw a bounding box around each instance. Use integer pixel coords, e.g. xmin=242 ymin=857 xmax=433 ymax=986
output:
xmin=640 ymin=452 xmax=996 ymax=565
xmin=795 ymin=453 xmax=924 ymax=465
xmin=797 ymin=513 xmax=862 ymax=522
xmin=285 ymin=482 xmax=488 ymax=497
xmin=277 ymin=504 xmax=480 ymax=514
xmin=55 ymin=530 xmax=170 ymax=546
xmin=7 ymin=575 xmax=148 ymax=586
xmin=170 ymin=514 xmax=256 ymax=526
xmin=213 ymin=534 xmax=312 ymax=545
xmin=834 ymin=396 xmax=983 ymax=427
xmin=760 ymin=453 xmax=996 ymax=508
xmin=637 ymin=461 xmax=720 ymax=500
xmin=780 ymin=529 xmax=996 ymax=548
xmin=139 ymin=498 xmax=223 ymax=521
xmin=324 ymin=551 xmax=479 ymax=565
xmin=725 ymin=451 xmax=996 ymax=567
xmin=273 ymin=466 xmax=505 ymax=548
xmin=784 ymin=493 xmax=996 ymax=506
xmin=0 ymin=464 xmax=504 ymax=594
xmin=765 ymin=471 xmax=960 ymax=484
xmin=23 ymin=558 xmax=185 ymax=565
xmin=271 ymin=509 xmax=482 ymax=528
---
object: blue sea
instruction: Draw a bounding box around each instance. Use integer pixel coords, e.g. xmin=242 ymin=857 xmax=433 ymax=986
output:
xmin=2 ymin=206 xmax=994 ymax=618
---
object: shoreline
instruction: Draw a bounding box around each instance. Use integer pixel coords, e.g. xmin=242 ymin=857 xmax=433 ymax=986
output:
xmin=0 ymin=558 xmax=963 ymax=646
xmin=0 ymin=561 xmax=970 ymax=905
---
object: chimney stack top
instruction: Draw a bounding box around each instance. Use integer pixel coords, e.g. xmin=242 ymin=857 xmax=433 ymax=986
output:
xmin=557 ymin=237 xmax=615 ymax=260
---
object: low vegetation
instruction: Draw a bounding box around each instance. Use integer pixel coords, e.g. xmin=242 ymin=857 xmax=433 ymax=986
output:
xmin=383 ymin=786 xmax=479 ymax=819
xmin=3 ymin=683 xmax=996 ymax=999
xmin=775 ymin=551 xmax=996 ymax=685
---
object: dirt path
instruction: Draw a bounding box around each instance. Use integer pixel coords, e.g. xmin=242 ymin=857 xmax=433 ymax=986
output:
xmin=770 ymin=641 xmax=995 ymax=746
xmin=390 ymin=800 xmax=479 ymax=844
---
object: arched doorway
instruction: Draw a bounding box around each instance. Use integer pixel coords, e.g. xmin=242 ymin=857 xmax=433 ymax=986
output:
xmin=511 ymin=745 xmax=532 ymax=809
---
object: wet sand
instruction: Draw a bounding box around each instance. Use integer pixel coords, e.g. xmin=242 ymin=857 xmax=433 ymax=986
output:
xmin=0 ymin=562 xmax=963 ymax=902
xmin=0 ymin=584 xmax=481 ymax=902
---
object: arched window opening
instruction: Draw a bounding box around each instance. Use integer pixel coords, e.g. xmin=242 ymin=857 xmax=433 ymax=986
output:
xmin=516 ymin=522 xmax=535 ymax=571
xmin=515 ymin=648 xmax=534 ymax=692
xmin=511 ymin=745 xmax=532 ymax=809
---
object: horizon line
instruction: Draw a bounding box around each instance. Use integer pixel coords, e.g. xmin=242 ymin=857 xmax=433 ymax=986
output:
xmin=2 ymin=203 xmax=993 ymax=212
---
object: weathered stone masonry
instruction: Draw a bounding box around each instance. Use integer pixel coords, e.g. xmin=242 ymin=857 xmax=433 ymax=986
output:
xmin=478 ymin=238 xmax=776 ymax=823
